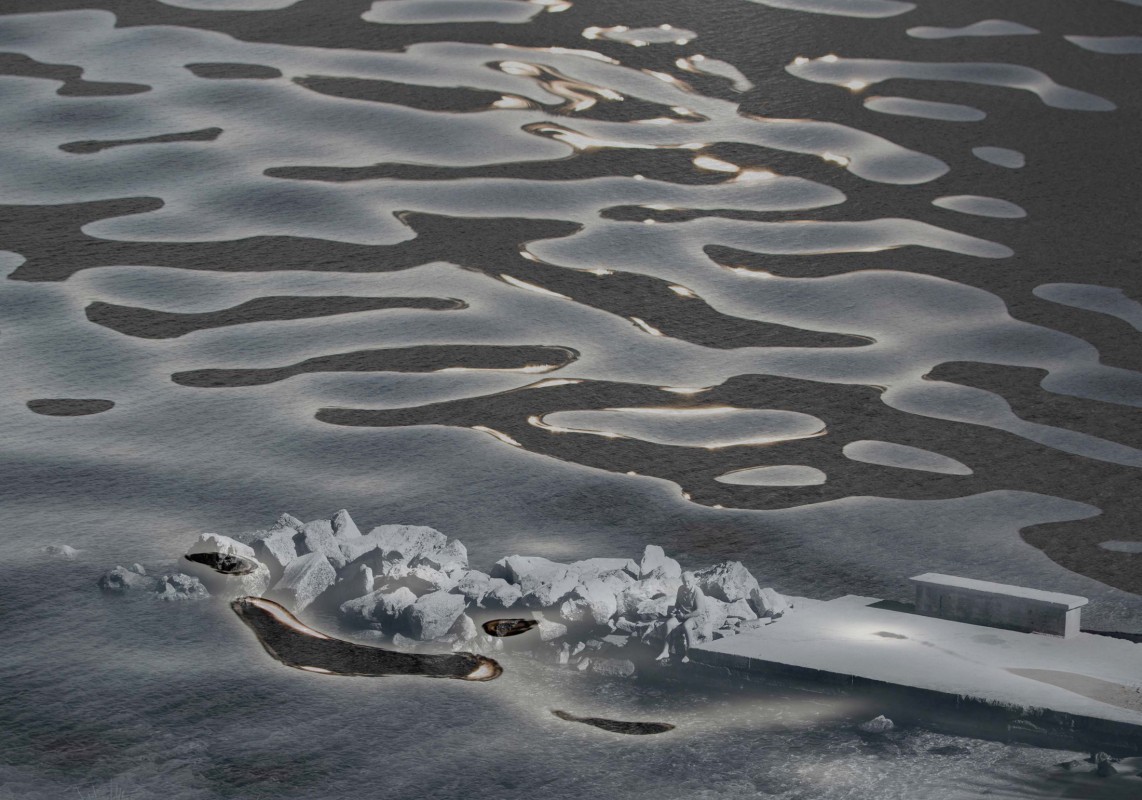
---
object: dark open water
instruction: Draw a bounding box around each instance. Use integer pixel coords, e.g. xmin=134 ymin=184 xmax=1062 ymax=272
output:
xmin=1 ymin=0 xmax=1140 ymax=797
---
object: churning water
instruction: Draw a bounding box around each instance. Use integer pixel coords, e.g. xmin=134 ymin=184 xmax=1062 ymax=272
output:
xmin=1 ymin=0 xmax=1140 ymax=797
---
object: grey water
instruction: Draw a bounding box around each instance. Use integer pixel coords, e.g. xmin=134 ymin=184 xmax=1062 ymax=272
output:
xmin=1 ymin=0 xmax=1140 ymax=797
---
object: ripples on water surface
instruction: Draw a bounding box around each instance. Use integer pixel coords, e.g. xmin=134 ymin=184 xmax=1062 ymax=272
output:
xmin=1 ymin=0 xmax=1140 ymax=797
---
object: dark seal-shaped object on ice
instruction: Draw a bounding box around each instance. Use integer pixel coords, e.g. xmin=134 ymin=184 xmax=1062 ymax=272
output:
xmin=482 ymin=618 xmax=539 ymax=637
xmin=185 ymin=551 xmax=259 ymax=575
xmin=552 ymin=710 xmax=675 ymax=735
xmin=232 ymin=597 xmax=501 ymax=681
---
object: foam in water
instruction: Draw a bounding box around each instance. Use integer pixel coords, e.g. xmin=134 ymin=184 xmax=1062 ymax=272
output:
xmin=932 ymin=195 xmax=1027 ymax=219
xmin=674 ymin=54 xmax=753 ymax=91
xmin=158 ymin=0 xmax=299 ymax=7
xmin=715 ymin=465 xmax=828 ymax=486
xmin=745 ymin=0 xmax=915 ymax=18
xmin=536 ymin=407 xmax=827 ymax=448
xmin=1065 ymin=36 xmax=1142 ymax=54
xmin=972 ymin=146 xmax=1025 ymax=168
xmin=907 ymin=20 xmax=1040 ymax=39
xmin=1033 ymin=284 xmax=1142 ymax=331
xmin=361 ymin=0 xmax=560 ymax=25
xmin=842 ymin=440 xmax=973 ymax=475
xmin=863 ymin=96 xmax=986 ymax=122
xmin=1099 ymin=541 xmax=1142 ymax=554
xmin=787 ymin=55 xmax=1117 ymax=112
xmin=583 ymin=25 xmax=697 ymax=47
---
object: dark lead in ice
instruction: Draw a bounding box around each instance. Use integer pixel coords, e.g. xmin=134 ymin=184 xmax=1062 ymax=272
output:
xmin=552 ymin=710 xmax=675 ymax=736
xmin=231 ymin=597 xmax=502 ymax=681
xmin=27 ymin=398 xmax=114 ymax=416
xmin=184 ymin=551 xmax=259 ymax=575
xmin=482 ymin=618 xmax=539 ymax=637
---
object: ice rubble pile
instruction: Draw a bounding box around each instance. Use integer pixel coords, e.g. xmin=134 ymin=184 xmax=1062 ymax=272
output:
xmin=100 ymin=510 xmax=790 ymax=665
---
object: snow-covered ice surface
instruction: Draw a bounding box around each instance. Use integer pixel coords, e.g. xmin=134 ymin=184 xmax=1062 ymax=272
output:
xmin=907 ymin=20 xmax=1041 ymax=40
xmin=931 ymin=195 xmax=1028 ymax=219
xmin=1034 ymin=284 xmax=1142 ymax=331
xmin=6 ymin=557 xmax=1135 ymax=800
xmin=863 ymin=95 xmax=986 ymax=122
xmin=973 ymin=146 xmax=1027 ymax=168
xmin=1065 ymin=36 xmax=1142 ymax=54
xmin=2 ymin=0 xmax=1141 ymax=796
xmin=842 ymin=440 xmax=972 ymax=475
xmin=693 ymin=595 xmax=1142 ymax=725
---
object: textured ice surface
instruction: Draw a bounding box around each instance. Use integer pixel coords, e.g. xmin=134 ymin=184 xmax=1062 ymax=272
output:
xmin=972 ymin=146 xmax=1026 ymax=168
xmin=863 ymin=96 xmax=985 ymax=122
xmin=1065 ymin=36 xmax=1142 ymax=54
xmin=788 ymin=56 xmax=1117 ymax=111
xmin=716 ymin=465 xmax=828 ymax=486
xmin=745 ymin=0 xmax=915 ymax=18
xmin=907 ymin=20 xmax=1039 ymax=39
xmin=2 ymin=0 xmax=1141 ymax=796
xmin=843 ymin=440 xmax=972 ymax=475
xmin=932 ymin=195 xmax=1027 ymax=219
xmin=1034 ymin=284 xmax=1142 ymax=331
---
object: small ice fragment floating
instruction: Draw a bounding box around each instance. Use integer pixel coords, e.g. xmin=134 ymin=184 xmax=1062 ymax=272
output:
xmin=552 ymin=710 xmax=675 ymax=735
xmin=231 ymin=597 xmax=502 ymax=681
xmin=482 ymin=618 xmax=539 ymax=637
xmin=184 ymin=551 xmax=260 ymax=576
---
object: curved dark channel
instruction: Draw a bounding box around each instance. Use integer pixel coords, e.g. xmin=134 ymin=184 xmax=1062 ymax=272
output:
xmin=231 ymin=597 xmax=502 ymax=681
xmin=291 ymin=70 xmax=701 ymax=122
xmin=551 ymin=710 xmax=675 ymax=736
xmin=316 ymin=370 xmax=1142 ymax=595
xmin=2 ymin=205 xmax=582 ymax=282
xmin=924 ymin=362 xmax=1141 ymax=448
xmin=293 ymin=75 xmax=508 ymax=114
xmin=87 ymin=296 xmax=466 ymax=339
xmin=2 ymin=0 xmax=1142 ymax=795
xmin=2 ymin=203 xmax=866 ymax=350
xmin=0 ymin=50 xmax=148 ymax=95
xmin=185 ymin=62 xmax=282 ymax=80
xmin=60 ymin=128 xmax=222 ymax=155
xmin=172 ymin=345 xmax=580 ymax=387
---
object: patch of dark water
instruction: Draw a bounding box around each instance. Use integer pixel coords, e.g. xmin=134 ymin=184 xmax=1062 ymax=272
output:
xmin=1 ymin=204 xmax=580 ymax=283
xmin=0 ymin=50 xmax=148 ymax=95
xmin=87 ymin=295 xmax=465 ymax=339
xmin=231 ymin=597 xmax=502 ymax=681
xmin=294 ymin=74 xmax=512 ymax=114
xmin=59 ymin=127 xmax=222 ymax=154
xmin=185 ymin=61 xmax=282 ymax=79
xmin=26 ymin=398 xmax=114 ymax=416
xmin=173 ymin=345 xmax=579 ymax=387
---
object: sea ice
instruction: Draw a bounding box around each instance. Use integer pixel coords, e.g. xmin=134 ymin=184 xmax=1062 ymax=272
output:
xmin=43 ymin=544 xmax=79 ymax=559
xmin=405 ymin=590 xmax=467 ymax=641
xmin=268 ymin=552 xmax=337 ymax=611
xmin=492 ymin=555 xmax=580 ymax=607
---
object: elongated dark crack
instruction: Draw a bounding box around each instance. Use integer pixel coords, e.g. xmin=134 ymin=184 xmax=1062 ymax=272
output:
xmin=26 ymin=399 xmax=114 ymax=416
xmin=552 ymin=710 xmax=675 ymax=735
